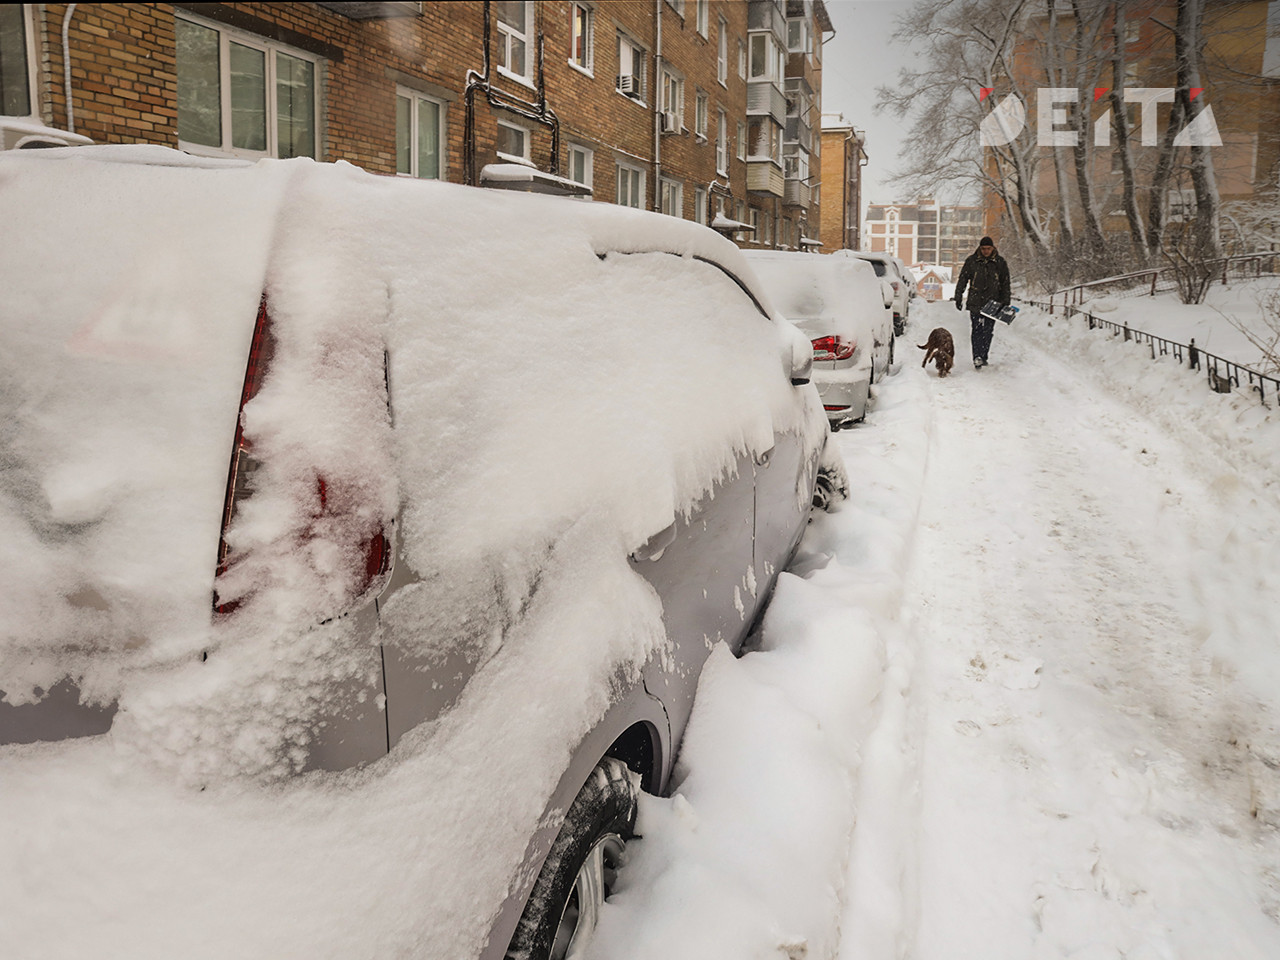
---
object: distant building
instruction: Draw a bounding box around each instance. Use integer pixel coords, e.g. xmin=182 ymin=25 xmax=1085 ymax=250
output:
xmin=818 ymin=113 xmax=867 ymax=251
xmin=865 ymin=199 xmax=985 ymax=276
xmin=914 ymin=265 xmax=952 ymax=301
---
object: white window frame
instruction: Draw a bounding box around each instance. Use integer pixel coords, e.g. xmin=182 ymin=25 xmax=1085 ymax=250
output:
xmin=568 ymin=142 xmax=594 ymax=188
xmin=717 ymin=17 xmax=728 ymax=86
xmin=176 ymin=11 xmax=321 ymax=160
xmin=694 ymin=186 xmax=708 ymax=226
xmin=660 ymin=177 xmax=683 ymax=218
xmin=569 ymin=3 xmax=594 ymax=75
xmin=616 ymin=161 xmax=645 ymax=208
xmin=617 ymin=32 xmax=647 ymax=103
xmin=696 ymin=0 xmax=709 ymax=37
xmin=496 ymin=0 xmax=535 ymax=86
xmin=661 ymin=66 xmax=685 ymax=129
xmin=395 ymin=86 xmax=447 ymax=179
xmin=787 ymin=18 xmax=811 ymax=54
xmin=737 ymin=120 xmax=747 ymax=160
xmin=1 ymin=4 xmax=38 ymax=118
xmin=496 ymin=119 xmax=532 ymax=164
xmin=665 ymin=0 xmax=685 ymax=14
xmin=695 ymin=89 xmax=709 ymax=140
xmin=716 ymin=109 xmax=729 ymax=175
xmin=738 ymin=40 xmax=747 ymax=79
xmin=748 ymin=207 xmax=760 ymax=242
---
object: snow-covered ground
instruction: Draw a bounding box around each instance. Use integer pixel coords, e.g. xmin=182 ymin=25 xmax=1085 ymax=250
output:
xmin=586 ymin=294 xmax=1280 ymax=960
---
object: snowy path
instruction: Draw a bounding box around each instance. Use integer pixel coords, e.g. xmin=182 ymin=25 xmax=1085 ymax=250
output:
xmin=587 ymin=298 xmax=1280 ymax=960
xmin=862 ymin=300 xmax=1280 ymax=960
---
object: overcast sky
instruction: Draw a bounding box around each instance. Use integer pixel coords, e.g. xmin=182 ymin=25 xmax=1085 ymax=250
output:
xmin=820 ymin=0 xmax=922 ymax=208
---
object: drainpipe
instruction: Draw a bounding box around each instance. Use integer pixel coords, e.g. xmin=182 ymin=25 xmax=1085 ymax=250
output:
xmin=62 ymin=4 xmax=79 ymax=134
xmin=652 ymin=0 xmax=662 ymax=212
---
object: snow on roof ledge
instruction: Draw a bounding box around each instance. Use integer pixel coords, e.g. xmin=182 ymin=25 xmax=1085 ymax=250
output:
xmin=711 ymin=214 xmax=754 ymax=232
xmin=799 ymin=237 xmax=823 ymax=247
xmin=479 ymin=163 xmax=592 ymax=198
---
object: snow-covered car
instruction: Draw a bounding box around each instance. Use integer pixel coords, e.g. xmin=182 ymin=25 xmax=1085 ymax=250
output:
xmin=892 ymin=256 xmax=918 ymax=301
xmin=839 ymin=250 xmax=909 ymax=336
xmin=742 ymin=250 xmax=894 ymax=429
xmin=0 ymin=146 xmax=834 ymax=960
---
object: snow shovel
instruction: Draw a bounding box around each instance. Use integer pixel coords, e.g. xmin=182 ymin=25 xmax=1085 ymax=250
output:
xmin=980 ymin=299 xmax=1019 ymax=324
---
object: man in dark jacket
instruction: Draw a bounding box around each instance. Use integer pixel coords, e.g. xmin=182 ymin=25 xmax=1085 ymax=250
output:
xmin=953 ymin=236 xmax=1011 ymax=368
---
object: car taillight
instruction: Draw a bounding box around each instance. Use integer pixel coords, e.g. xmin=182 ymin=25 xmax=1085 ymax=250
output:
xmin=891 ymin=281 xmax=901 ymax=293
xmin=215 ymin=296 xmax=275 ymax=615
xmin=811 ymin=335 xmax=856 ymax=361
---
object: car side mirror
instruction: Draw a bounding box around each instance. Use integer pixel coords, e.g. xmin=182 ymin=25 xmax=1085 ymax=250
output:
xmin=786 ymin=327 xmax=812 ymax=385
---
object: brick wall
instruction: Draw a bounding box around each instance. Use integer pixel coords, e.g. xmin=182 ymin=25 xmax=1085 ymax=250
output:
xmin=25 ymin=1 xmax=824 ymax=246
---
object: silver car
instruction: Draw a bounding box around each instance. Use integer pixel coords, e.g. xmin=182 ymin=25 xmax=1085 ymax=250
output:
xmin=744 ymin=250 xmax=895 ymax=429
xmin=0 ymin=147 xmax=834 ymax=960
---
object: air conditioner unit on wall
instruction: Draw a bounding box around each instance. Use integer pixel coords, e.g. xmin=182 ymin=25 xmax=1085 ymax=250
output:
xmin=617 ymin=75 xmax=638 ymax=95
xmin=661 ymin=111 xmax=679 ymax=134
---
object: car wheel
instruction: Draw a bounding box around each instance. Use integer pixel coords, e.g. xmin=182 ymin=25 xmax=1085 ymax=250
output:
xmin=506 ymin=757 xmax=640 ymax=960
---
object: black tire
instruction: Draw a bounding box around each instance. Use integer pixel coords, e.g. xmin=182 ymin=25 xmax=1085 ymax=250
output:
xmin=506 ymin=758 xmax=640 ymax=960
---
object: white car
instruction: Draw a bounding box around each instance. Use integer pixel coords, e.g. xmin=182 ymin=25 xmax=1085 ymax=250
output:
xmin=0 ymin=145 xmax=836 ymax=960
xmin=892 ymin=256 xmax=918 ymax=301
xmin=743 ymin=250 xmax=894 ymax=429
xmin=838 ymin=250 xmax=909 ymax=336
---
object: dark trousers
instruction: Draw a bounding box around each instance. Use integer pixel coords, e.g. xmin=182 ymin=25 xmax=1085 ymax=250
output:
xmin=969 ymin=310 xmax=995 ymax=362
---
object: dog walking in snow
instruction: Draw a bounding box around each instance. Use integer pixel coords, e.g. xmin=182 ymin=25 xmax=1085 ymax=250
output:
xmin=919 ymin=327 xmax=955 ymax=377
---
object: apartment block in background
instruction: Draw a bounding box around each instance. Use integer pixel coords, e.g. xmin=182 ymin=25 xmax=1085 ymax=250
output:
xmin=1 ymin=0 xmax=833 ymax=250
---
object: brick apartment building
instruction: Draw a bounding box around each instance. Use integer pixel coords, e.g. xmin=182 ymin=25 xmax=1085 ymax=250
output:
xmin=817 ymin=112 xmax=867 ymax=252
xmin=0 ymin=0 xmax=841 ymax=251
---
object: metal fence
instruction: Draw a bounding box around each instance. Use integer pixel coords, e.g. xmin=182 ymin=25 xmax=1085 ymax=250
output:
xmin=1020 ymin=299 xmax=1280 ymax=408
xmin=1044 ymin=253 xmax=1280 ymax=312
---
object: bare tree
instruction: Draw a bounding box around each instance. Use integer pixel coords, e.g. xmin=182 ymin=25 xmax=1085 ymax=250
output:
xmin=1109 ymin=0 xmax=1148 ymax=256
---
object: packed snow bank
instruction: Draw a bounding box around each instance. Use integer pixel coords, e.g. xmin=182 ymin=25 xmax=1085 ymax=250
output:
xmin=584 ymin=366 xmax=934 ymax=960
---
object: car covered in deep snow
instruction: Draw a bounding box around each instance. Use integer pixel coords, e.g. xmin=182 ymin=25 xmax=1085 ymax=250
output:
xmin=742 ymin=250 xmax=894 ymax=429
xmin=0 ymin=146 xmax=842 ymax=960
xmin=839 ymin=250 xmax=910 ymax=336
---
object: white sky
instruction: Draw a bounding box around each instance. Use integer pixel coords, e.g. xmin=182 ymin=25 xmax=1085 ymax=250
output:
xmin=820 ymin=0 xmax=922 ymax=209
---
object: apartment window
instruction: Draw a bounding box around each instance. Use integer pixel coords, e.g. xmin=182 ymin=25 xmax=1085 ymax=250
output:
xmin=568 ymin=143 xmax=594 ymax=187
xmin=177 ymin=14 xmax=318 ymax=159
xmin=695 ymin=89 xmax=709 ymax=139
xmin=696 ymin=0 xmax=709 ymax=37
xmin=787 ymin=18 xmax=811 ymax=54
xmin=737 ymin=120 xmax=746 ymax=160
xmin=695 ymin=186 xmax=708 ymax=226
xmin=748 ymin=207 xmax=760 ymax=241
xmin=666 ymin=0 xmax=685 ymax=14
xmin=738 ymin=40 xmax=747 ymax=79
xmin=617 ymin=33 xmax=646 ymax=101
xmin=496 ymin=120 xmax=531 ymax=163
xmin=570 ymin=3 xmax=593 ymax=73
xmin=617 ymin=162 xmax=645 ymax=208
xmin=1 ymin=4 xmax=35 ymax=117
xmin=717 ymin=18 xmax=728 ymax=85
xmin=749 ymin=32 xmax=784 ymax=82
xmin=716 ymin=110 xmax=729 ymax=174
xmin=661 ymin=67 xmax=684 ymax=128
xmin=660 ymin=177 xmax=683 ymax=218
xmin=396 ymin=88 xmax=445 ymax=179
xmin=496 ymin=1 xmax=534 ymax=83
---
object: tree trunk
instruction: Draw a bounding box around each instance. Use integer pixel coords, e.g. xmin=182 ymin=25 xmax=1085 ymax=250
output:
xmin=1110 ymin=1 xmax=1148 ymax=257
xmin=1176 ymin=0 xmax=1221 ymax=258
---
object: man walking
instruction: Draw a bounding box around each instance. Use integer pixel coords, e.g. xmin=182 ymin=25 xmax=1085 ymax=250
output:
xmin=953 ymin=236 xmax=1011 ymax=369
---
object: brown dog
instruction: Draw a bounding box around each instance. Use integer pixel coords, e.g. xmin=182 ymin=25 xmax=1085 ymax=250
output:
xmin=919 ymin=327 xmax=955 ymax=377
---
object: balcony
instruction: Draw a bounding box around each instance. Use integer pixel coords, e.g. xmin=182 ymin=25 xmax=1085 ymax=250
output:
xmin=748 ymin=0 xmax=787 ymax=41
xmin=747 ymin=81 xmax=787 ymax=123
xmin=748 ymin=158 xmax=785 ymax=197
xmin=783 ymin=178 xmax=811 ymax=207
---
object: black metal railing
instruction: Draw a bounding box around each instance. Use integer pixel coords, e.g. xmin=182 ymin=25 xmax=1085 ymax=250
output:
xmin=1019 ymin=299 xmax=1280 ymax=407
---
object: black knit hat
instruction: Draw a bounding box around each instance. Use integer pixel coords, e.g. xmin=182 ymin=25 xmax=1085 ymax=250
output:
xmin=979 ymin=236 xmax=994 ymax=246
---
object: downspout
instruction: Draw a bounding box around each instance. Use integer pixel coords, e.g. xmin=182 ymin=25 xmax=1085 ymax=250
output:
xmin=652 ymin=0 xmax=662 ymax=212
xmin=62 ymin=4 xmax=79 ymax=134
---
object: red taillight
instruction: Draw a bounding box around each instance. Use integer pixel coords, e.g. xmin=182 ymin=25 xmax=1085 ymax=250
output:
xmin=811 ymin=335 xmax=856 ymax=361
xmin=215 ymin=297 xmax=275 ymax=615
xmin=891 ymin=281 xmax=901 ymax=293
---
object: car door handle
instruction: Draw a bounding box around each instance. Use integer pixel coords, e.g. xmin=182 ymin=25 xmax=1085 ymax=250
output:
xmin=630 ymin=521 xmax=677 ymax=562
